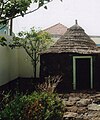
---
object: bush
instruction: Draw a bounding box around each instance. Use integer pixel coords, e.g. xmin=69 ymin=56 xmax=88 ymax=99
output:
xmin=0 ymin=92 xmax=64 ymax=120
xmin=0 ymin=94 xmax=27 ymax=120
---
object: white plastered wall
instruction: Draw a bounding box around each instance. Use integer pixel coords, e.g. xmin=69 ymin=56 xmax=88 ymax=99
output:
xmin=0 ymin=46 xmax=40 ymax=86
xmin=0 ymin=46 xmax=19 ymax=86
xmin=9 ymin=48 xmax=19 ymax=81
xmin=18 ymin=48 xmax=33 ymax=77
xmin=0 ymin=46 xmax=10 ymax=85
xmin=18 ymin=48 xmax=40 ymax=78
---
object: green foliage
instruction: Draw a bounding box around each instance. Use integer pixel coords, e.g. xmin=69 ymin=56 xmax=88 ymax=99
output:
xmin=12 ymin=28 xmax=53 ymax=57
xmin=2 ymin=0 xmax=31 ymax=18
xmin=0 ymin=92 xmax=64 ymax=120
xmin=24 ymin=92 xmax=64 ymax=120
xmin=0 ymin=36 xmax=7 ymax=46
xmin=0 ymin=0 xmax=31 ymax=24
xmin=0 ymin=0 xmax=58 ymax=24
xmin=0 ymin=94 xmax=27 ymax=120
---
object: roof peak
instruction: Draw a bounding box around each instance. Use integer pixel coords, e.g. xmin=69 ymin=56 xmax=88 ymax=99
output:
xmin=44 ymin=23 xmax=67 ymax=31
xmin=75 ymin=20 xmax=78 ymax=25
xmin=43 ymin=23 xmax=67 ymax=35
xmin=69 ymin=20 xmax=84 ymax=31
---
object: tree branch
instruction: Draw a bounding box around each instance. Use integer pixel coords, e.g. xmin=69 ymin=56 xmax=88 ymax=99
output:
xmin=0 ymin=0 xmax=54 ymax=24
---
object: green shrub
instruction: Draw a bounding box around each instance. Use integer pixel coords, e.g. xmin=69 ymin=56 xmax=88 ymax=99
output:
xmin=0 ymin=94 xmax=27 ymax=120
xmin=0 ymin=92 xmax=64 ymax=120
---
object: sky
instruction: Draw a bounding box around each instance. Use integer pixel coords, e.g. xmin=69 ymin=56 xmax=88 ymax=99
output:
xmin=13 ymin=0 xmax=100 ymax=36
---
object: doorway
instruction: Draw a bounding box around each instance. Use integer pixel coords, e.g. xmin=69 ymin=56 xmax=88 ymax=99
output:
xmin=73 ymin=56 xmax=93 ymax=90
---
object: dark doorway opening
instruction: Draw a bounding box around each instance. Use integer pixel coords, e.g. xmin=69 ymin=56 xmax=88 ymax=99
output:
xmin=76 ymin=58 xmax=91 ymax=90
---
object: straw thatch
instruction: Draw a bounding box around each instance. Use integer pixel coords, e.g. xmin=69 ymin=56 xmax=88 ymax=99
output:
xmin=42 ymin=21 xmax=99 ymax=54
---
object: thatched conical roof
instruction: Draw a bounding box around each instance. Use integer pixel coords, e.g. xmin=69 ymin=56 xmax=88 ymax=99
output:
xmin=43 ymin=21 xmax=99 ymax=54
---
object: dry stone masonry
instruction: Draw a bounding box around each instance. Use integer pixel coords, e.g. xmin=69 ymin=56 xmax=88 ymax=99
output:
xmin=61 ymin=92 xmax=100 ymax=120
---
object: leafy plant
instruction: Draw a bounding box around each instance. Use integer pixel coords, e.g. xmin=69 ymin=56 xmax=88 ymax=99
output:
xmin=0 ymin=93 xmax=27 ymax=120
xmin=0 ymin=92 xmax=64 ymax=120
xmin=23 ymin=92 xmax=64 ymax=120
xmin=0 ymin=91 xmax=12 ymax=111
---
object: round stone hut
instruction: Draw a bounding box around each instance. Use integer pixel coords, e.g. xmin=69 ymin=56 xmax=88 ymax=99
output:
xmin=40 ymin=21 xmax=100 ymax=92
